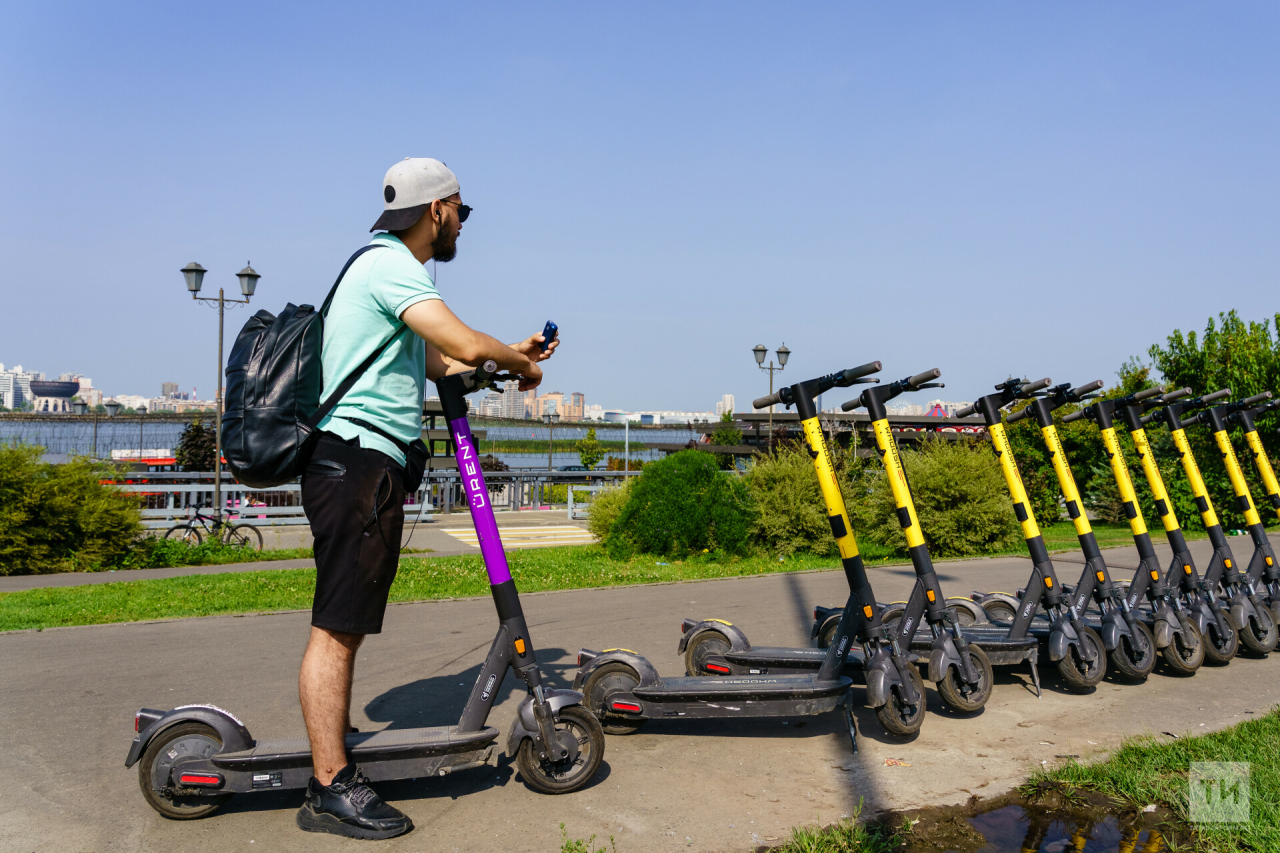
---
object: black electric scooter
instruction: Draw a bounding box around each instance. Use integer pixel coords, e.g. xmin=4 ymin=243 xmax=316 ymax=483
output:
xmin=126 ymin=362 xmax=605 ymax=819
xmin=956 ymin=378 xmax=1107 ymax=692
xmin=1115 ymin=387 xmax=1240 ymax=666
xmin=1141 ymin=389 xmax=1279 ymax=654
xmin=993 ymin=380 xmax=1158 ymax=681
xmin=1061 ymin=388 xmax=1207 ymax=675
xmin=679 ymin=369 xmax=1010 ymax=715
xmin=573 ymin=364 xmax=928 ymax=743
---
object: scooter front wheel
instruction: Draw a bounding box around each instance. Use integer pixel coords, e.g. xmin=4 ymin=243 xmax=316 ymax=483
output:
xmin=517 ymin=705 xmax=605 ymax=795
xmin=876 ymin=665 xmax=925 ymax=737
xmin=936 ymin=643 xmax=992 ymax=714
xmin=1239 ymin=607 xmax=1279 ymax=655
xmin=1202 ymin=616 xmax=1239 ymax=666
xmin=1057 ymin=626 xmax=1106 ymax=693
xmin=137 ymin=722 xmax=233 ymax=819
xmin=1160 ymin=620 xmax=1205 ymax=675
xmin=1108 ymin=621 xmax=1156 ymax=681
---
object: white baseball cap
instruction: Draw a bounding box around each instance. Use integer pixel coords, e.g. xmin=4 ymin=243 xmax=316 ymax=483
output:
xmin=370 ymin=157 xmax=460 ymax=232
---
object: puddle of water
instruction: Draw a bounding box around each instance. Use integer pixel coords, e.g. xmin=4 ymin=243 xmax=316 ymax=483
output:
xmin=900 ymin=791 xmax=1185 ymax=853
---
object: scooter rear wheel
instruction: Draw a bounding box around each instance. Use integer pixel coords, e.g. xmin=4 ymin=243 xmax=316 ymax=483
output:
xmin=981 ymin=599 xmax=1017 ymax=626
xmin=1057 ymin=626 xmax=1106 ymax=693
xmin=1239 ymin=606 xmax=1279 ymax=655
xmin=936 ymin=643 xmax=992 ymax=714
xmin=582 ymin=662 xmax=647 ymax=735
xmin=1108 ymin=621 xmax=1156 ymax=681
xmin=683 ymin=630 xmax=731 ymax=676
xmin=876 ymin=665 xmax=926 ymax=737
xmin=516 ymin=705 xmax=605 ymax=795
xmin=1160 ymin=620 xmax=1205 ymax=675
xmin=137 ymin=722 xmax=233 ymax=819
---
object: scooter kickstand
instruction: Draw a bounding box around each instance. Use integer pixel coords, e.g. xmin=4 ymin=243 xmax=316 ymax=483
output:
xmin=844 ymin=691 xmax=859 ymax=754
xmin=1028 ymin=657 xmax=1042 ymax=698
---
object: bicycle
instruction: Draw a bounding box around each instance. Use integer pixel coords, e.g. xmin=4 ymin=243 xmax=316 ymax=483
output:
xmin=164 ymin=506 xmax=264 ymax=551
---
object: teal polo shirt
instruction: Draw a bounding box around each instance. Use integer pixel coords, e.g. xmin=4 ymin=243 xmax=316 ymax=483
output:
xmin=315 ymin=233 xmax=440 ymax=464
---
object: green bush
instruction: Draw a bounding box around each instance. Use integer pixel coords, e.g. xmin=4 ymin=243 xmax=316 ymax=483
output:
xmin=852 ymin=437 xmax=1021 ymax=559
xmin=0 ymin=443 xmax=143 ymax=575
xmin=604 ymin=450 xmax=755 ymax=559
xmin=744 ymin=440 xmax=861 ymax=557
xmin=586 ymin=478 xmax=633 ymax=543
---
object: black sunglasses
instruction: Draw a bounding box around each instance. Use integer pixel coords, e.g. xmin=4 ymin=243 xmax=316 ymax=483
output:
xmin=440 ymin=199 xmax=472 ymax=223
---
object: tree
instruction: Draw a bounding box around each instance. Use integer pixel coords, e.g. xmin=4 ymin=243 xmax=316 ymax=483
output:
xmin=576 ymin=428 xmax=605 ymax=470
xmin=174 ymin=420 xmax=217 ymax=472
xmin=709 ymin=410 xmax=744 ymax=470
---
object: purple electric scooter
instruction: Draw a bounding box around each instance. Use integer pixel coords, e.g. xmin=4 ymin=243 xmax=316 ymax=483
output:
xmin=126 ymin=361 xmax=604 ymax=819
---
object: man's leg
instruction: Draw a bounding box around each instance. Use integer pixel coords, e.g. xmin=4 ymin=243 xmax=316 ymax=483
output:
xmin=299 ymin=626 xmax=364 ymax=785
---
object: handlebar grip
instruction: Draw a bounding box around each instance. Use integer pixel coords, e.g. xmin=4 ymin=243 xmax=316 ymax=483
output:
xmin=955 ymin=404 xmax=977 ymax=419
xmin=1139 ymin=413 xmax=1155 ymax=426
xmin=1062 ymin=410 xmax=1085 ymax=423
xmin=840 ymin=397 xmax=864 ymax=412
xmin=1134 ymin=385 xmax=1165 ymax=402
xmin=474 ymin=359 xmax=500 ymax=381
xmin=843 ymin=361 xmax=883 ymax=381
xmin=908 ymin=368 xmax=942 ymax=389
xmin=1242 ymin=391 xmax=1272 ymax=406
xmin=1006 ymin=406 xmax=1031 ymax=424
xmin=754 ymin=393 xmax=781 ymax=410
xmin=1021 ymin=377 xmax=1051 ymax=394
xmin=1183 ymin=412 xmax=1204 ymax=426
xmin=1071 ymin=380 xmax=1104 ymax=397
xmin=1160 ymin=387 xmax=1192 ymax=403
xmin=1201 ymin=388 xmax=1231 ymax=404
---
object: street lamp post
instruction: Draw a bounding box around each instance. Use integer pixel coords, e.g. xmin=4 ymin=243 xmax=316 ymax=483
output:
xmin=182 ymin=262 xmax=260 ymax=521
xmin=543 ymin=411 xmax=561 ymax=471
xmin=752 ymin=343 xmax=790 ymax=451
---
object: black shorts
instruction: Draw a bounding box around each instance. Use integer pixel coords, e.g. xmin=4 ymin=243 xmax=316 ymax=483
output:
xmin=302 ymin=432 xmax=406 ymax=635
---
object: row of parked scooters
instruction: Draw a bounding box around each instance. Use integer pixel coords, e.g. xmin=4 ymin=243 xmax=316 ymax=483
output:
xmin=128 ymin=361 xmax=1278 ymax=819
xmin=573 ymin=363 xmax=1280 ymax=747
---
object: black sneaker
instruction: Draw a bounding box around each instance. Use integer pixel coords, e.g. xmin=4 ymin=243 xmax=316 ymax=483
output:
xmin=296 ymin=763 xmax=413 ymax=840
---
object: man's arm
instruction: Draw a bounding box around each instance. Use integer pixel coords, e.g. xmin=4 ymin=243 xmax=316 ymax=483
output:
xmin=403 ymin=300 xmax=542 ymax=389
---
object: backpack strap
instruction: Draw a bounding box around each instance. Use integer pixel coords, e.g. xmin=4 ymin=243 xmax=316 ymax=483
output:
xmin=304 ymin=244 xmax=406 ymax=430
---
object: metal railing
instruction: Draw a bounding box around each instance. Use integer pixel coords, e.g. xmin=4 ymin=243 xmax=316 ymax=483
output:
xmin=117 ymin=470 xmax=634 ymax=528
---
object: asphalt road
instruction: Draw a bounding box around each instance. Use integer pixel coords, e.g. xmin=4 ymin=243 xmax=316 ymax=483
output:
xmin=2 ymin=534 xmax=1279 ymax=853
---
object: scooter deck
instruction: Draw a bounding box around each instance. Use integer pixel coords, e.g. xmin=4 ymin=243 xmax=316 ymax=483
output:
xmin=635 ymin=673 xmax=851 ymax=703
xmin=211 ymin=725 xmax=500 ymax=790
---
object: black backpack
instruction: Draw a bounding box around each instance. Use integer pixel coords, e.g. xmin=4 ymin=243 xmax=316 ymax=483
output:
xmin=221 ymin=245 xmax=402 ymax=488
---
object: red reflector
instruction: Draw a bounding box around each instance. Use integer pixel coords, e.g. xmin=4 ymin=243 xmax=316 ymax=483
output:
xmin=706 ymin=664 xmax=731 ymax=673
xmin=134 ymin=714 xmax=140 ymax=733
xmin=179 ymin=774 xmax=222 ymax=786
xmin=611 ymin=702 xmax=642 ymax=713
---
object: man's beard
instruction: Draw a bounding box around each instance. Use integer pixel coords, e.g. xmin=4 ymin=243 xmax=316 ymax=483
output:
xmin=431 ymin=225 xmax=459 ymax=263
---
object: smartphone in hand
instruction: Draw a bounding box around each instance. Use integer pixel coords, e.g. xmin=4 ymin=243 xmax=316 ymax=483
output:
xmin=540 ymin=321 xmax=558 ymax=353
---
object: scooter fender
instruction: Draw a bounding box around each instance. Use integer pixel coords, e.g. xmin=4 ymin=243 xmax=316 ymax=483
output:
xmin=506 ymin=689 xmax=584 ymax=757
xmin=976 ymin=592 xmax=1021 ymax=619
xmin=125 ymin=704 xmax=254 ymax=769
xmin=1153 ymin=617 xmax=1174 ymax=649
xmin=926 ymin=635 xmax=964 ymax=685
xmin=1230 ymin=601 xmax=1248 ymax=631
xmin=861 ymin=648 xmax=902 ymax=709
xmin=1098 ymin=618 xmax=1122 ymax=652
xmin=676 ymin=619 xmax=751 ymax=655
xmin=571 ymin=649 xmax=661 ymax=692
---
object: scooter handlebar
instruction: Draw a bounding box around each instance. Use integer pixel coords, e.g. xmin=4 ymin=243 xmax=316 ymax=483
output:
xmin=1006 ymin=406 xmax=1032 ymax=424
xmin=955 ymin=403 xmax=977 ymax=419
xmin=1160 ymin=387 xmax=1193 ymax=404
xmin=840 ymin=397 xmax=864 ymax=412
xmin=1070 ymin=380 xmax=1105 ymax=397
xmin=1062 ymin=409 xmax=1085 ymax=424
xmin=474 ymin=360 xmax=500 ymax=381
xmin=1201 ymin=388 xmax=1231 ymax=405
xmin=754 ymin=392 xmax=782 ymax=410
xmin=907 ymin=368 xmax=942 ymax=390
xmin=841 ymin=361 xmax=883 ymax=383
xmin=1182 ymin=412 xmax=1204 ymax=426
xmin=1020 ymin=377 xmax=1051 ymax=396
xmin=1242 ymin=391 xmax=1272 ymax=407
xmin=1133 ymin=386 xmax=1165 ymax=402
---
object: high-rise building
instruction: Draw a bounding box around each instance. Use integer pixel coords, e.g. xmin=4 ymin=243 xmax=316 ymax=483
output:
xmin=714 ymin=394 xmax=736 ymax=417
xmin=0 ymin=364 xmax=42 ymax=410
xmin=161 ymin=382 xmax=179 ymax=399
xmin=499 ymin=380 xmax=527 ymax=419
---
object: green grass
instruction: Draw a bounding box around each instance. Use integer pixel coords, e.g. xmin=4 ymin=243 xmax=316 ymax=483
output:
xmin=0 ymin=520 xmax=1204 ymax=633
xmin=771 ymin=802 xmax=900 ymax=852
xmin=1035 ymin=707 xmax=1280 ymax=853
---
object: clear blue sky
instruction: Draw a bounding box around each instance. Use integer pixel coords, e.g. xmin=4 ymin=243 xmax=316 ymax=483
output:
xmin=2 ymin=3 xmax=1277 ymax=411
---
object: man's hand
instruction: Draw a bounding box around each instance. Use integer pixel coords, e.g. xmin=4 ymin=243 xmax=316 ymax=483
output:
xmin=509 ymin=331 xmax=559 ymax=363
xmin=517 ymin=360 xmax=543 ymax=392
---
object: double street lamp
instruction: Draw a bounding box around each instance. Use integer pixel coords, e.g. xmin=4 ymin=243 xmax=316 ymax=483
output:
xmin=182 ymin=262 xmax=261 ymax=520
xmin=752 ymin=343 xmax=791 ymax=451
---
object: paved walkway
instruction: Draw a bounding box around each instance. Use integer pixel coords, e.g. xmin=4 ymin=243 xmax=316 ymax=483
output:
xmin=1 ymin=535 xmax=1277 ymax=852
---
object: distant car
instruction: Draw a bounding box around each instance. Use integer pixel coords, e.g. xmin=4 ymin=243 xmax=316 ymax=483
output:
xmin=557 ymin=465 xmax=589 ymax=471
